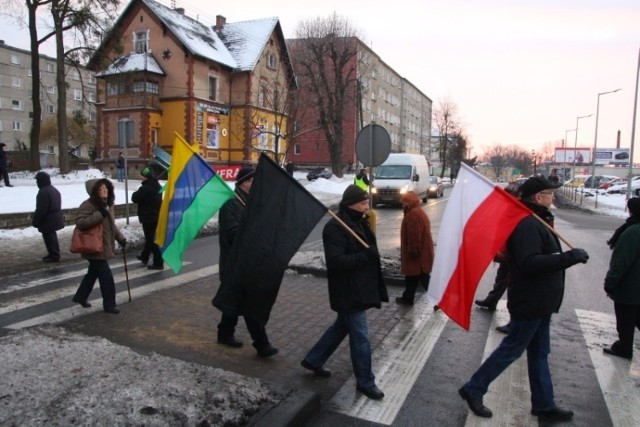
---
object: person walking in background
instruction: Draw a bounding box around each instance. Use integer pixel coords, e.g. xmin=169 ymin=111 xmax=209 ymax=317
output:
xmin=116 ymin=152 xmax=125 ymax=182
xmin=132 ymin=166 xmax=163 ymax=270
xmin=214 ymin=167 xmax=278 ymax=358
xmin=0 ymin=143 xmax=13 ymax=187
xmin=602 ymin=197 xmax=640 ymax=359
xmin=474 ymin=181 xmax=521 ymax=334
xmin=301 ymin=185 xmax=388 ymax=400
xmin=354 ymin=168 xmax=370 ymax=191
xmin=395 ymin=191 xmax=434 ymax=306
xmin=459 ymin=176 xmax=589 ymax=421
xmin=72 ymin=178 xmax=126 ymax=314
xmin=32 ymin=171 xmax=64 ymax=262
xmin=285 ymin=161 xmax=294 ymax=176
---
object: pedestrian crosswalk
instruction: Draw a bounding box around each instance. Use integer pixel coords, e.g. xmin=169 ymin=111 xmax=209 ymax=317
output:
xmin=329 ymin=300 xmax=640 ymax=426
xmin=0 ymin=261 xmax=217 ymax=331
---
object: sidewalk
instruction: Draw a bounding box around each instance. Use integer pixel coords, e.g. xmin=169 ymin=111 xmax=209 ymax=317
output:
xmin=0 ymin=216 xmax=405 ymax=426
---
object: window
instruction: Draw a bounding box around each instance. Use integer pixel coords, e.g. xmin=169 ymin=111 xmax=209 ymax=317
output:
xmin=27 ymin=69 xmax=32 ymax=77
xmin=13 ymin=121 xmax=23 ymax=131
xmin=87 ymin=92 xmax=95 ymax=102
xmin=46 ymin=63 xmax=54 ymax=72
xmin=73 ymin=89 xmax=82 ymax=101
xmin=134 ymin=30 xmax=149 ymax=53
xmin=107 ymin=83 xmax=117 ymax=96
xmin=12 ymin=100 xmax=22 ymax=110
xmin=258 ymin=85 xmax=267 ymax=107
xmin=118 ymin=81 xmax=130 ymax=94
xmin=48 ymin=145 xmax=55 ymax=154
xmin=10 ymin=55 xmax=20 ymax=65
xmin=46 ymin=86 xmax=55 ymax=94
xmin=88 ymin=74 xmax=96 ymax=84
xmin=11 ymin=77 xmax=21 ymax=87
xmin=89 ymin=111 xmax=96 ymax=121
xmin=46 ymin=105 xmax=54 ymax=114
xmin=72 ymin=70 xmax=80 ymax=81
xmin=294 ymin=143 xmax=301 ymax=155
xmin=208 ymin=76 xmax=217 ymax=100
xmin=267 ymin=52 xmax=277 ymax=69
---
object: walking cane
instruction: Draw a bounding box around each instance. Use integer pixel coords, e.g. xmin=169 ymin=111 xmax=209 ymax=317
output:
xmin=122 ymin=247 xmax=132 ymax=302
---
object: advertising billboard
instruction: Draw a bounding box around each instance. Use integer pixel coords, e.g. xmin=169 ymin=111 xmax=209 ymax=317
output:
xmin=553 ymin=148 xmax=592 ymax=164
xmin=593 ymin=148 xmax=630 ymax=165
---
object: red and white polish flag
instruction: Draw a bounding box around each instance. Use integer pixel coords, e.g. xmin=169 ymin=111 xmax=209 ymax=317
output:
xmin=427 ymin=164 xmax=531 ymax=330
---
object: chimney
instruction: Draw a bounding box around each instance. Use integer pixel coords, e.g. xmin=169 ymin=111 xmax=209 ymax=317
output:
xmin=216 ymin=15 xmax=226 ymax=32
xmin=175 ymin=7 xmax=184 ymax=15
xmin=616 ymin=130 xmax=621 ymax=148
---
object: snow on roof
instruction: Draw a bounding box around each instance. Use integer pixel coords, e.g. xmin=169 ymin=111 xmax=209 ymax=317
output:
xmin=218 ymin=17 xmax=279 ymax=71
xmin=143 ymin=0 xmax=237 ymax=69
xmin=96 ymin=52 xmax=165 ymax=77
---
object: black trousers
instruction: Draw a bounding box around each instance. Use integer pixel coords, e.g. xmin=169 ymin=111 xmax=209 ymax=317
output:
xmin=481 ymin=262 xmax=509 ymax=306
xmin=612 ymin=301 xmax=640 ymax=355
xmin=140 ymin=221 xmax=163 ymax=266
xmin=401 ymin=273 xmax=431 ymax=303
xmin=0 ymin=167 xmax=10 ymax=186
xmin=218 ymin=313 xmax=270 ymax=349
xmin=41 ymin=231 xmax=61 ymax=259
xmin=74 ymin=259 xmax=116 ymax=309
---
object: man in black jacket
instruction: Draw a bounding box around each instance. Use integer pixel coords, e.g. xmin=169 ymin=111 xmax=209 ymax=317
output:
xmin=214 ymin=166 xmax=278 ymax=358
xmin=459 ymin=176 xmax=589 ymax=421
xmin=32 ymin=171 xmax=64 ymax=262
xmin=301 ymin=185 xmax=388 ymax=400
xmin=132 ymin=167 xmax=163 ymax=270
xmin=0 ymin=143 xmax=12 ymax=187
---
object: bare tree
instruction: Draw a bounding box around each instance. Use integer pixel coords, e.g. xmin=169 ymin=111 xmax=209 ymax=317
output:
xmin=433 ymin=97 xmax=461 ymax=178
xmin=483 ymin=144 xmax=509 ymax=178
xmin=49 ymin=0 xmax=120 ymax=174
xmin=504 ymin=145 xmax=534 ymax=176
xmin=290 ymin=13 xmax=362 ymax=177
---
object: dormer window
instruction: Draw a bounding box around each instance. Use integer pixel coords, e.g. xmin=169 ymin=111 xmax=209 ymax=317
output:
xmin=134 ymin=30 xmax=149 ymax=53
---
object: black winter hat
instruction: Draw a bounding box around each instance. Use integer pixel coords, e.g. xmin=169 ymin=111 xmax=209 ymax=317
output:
xmin=236 ymin=166 xmax=255 ymax=185
xmin=519 ymin=175 xmax=561 ymax=199
xmin=627 ymin=197 xmax=640 ymax=217
xmin=341 ymin=184 xmax=369 ymax=206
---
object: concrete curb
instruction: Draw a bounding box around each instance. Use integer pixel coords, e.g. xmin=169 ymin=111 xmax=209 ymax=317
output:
xmin=249 ymin=387 xmax=321 ymax=427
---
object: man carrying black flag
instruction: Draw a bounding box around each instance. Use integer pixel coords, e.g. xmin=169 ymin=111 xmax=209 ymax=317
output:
xmin=212 ymin=153 xmax=328 ymax=355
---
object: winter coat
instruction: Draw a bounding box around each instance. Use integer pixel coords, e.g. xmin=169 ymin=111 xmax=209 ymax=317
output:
xmin=323 ymin=206 xmax=388 ymax=313
xmin=76 ymin=178 xmax=125 ymax=261
xmin=604 ymin=223 xmax=640 ymax=305
xmin=217 ymin=187 xmax=248 ymax=279
xmin=506 ymin=201 xmax=581 ymax=320
xmin=131 ymin=178 xmax=162 ymax=224
xmin=32 ymin=172 xmax=64 ymax=233
xmin=400 ymin=192 xmax=434 ymax=276
xmin=0 ymin=147 xmax=6 ymax=169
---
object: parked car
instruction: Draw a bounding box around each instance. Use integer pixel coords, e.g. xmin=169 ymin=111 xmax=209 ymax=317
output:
xmin=605 ymin=176 xmax=640 ymax=194
xmin=583 ymin=175 xmax=618 ymax=189
xmin=428 ymin=176 xmax=444 ymax=198
xmin=441 ymin=177 xmax=453 ymax=188
xmin=598 ymin=177 xmax=627 ymax=190
xmin=306 ymin=167 xmax=332 ymax=181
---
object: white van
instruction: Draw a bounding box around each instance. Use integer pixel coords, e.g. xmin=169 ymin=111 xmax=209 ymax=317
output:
xmin=371 ymin=153 xmax=430 ymax=207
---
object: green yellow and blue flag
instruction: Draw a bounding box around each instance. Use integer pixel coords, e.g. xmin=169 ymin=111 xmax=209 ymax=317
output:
xmin=155 ymin=133 xmax=234 ymax=273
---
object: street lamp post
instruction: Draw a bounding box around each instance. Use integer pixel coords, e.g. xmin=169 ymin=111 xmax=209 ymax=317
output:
xmin=592 ymin=89 xmax=622 ymax=208
xmin=572 ymin=114 xmax=594 ymax=194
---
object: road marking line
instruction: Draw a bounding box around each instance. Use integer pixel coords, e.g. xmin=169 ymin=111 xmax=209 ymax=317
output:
xmin=5 ymin=265 xmax=217 ymax=330
xmin=329 ymin=296 xmax=447 ymax=425
xmin=0 ymin=262 xmax=193 ymax=315
xmin=0 ymin=260 xmax=128 ymax=294
xmin=465 ymin=301 xmax=535 ymax=426
xmin=576 ymin=308 xmax=640 ymax=426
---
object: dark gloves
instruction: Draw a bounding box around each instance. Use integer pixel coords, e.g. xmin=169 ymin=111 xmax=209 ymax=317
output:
xmin=366 ymin=246 xmax=379 ymax=263
xmin=603 ymin=277 xmax=615 ymax=297
xmin=567 ymin=248 xmax=589 ymax=264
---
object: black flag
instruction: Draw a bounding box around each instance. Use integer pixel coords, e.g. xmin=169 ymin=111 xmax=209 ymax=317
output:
xmin=213 ymin=153 xmax=328 ymax=324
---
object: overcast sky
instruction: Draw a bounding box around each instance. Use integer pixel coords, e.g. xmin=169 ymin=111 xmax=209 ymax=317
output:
xmin=1 ymin=0 xmax=639 ymax=161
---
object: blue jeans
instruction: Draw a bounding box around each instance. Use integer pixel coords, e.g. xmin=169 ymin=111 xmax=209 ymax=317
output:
xmin=304 ymin=311 xmax=375 ymax=388
xmin=463 ymin=315 xmax=555 ymax=411
xmin=116 ymin=168 xmax=124 ymax=182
